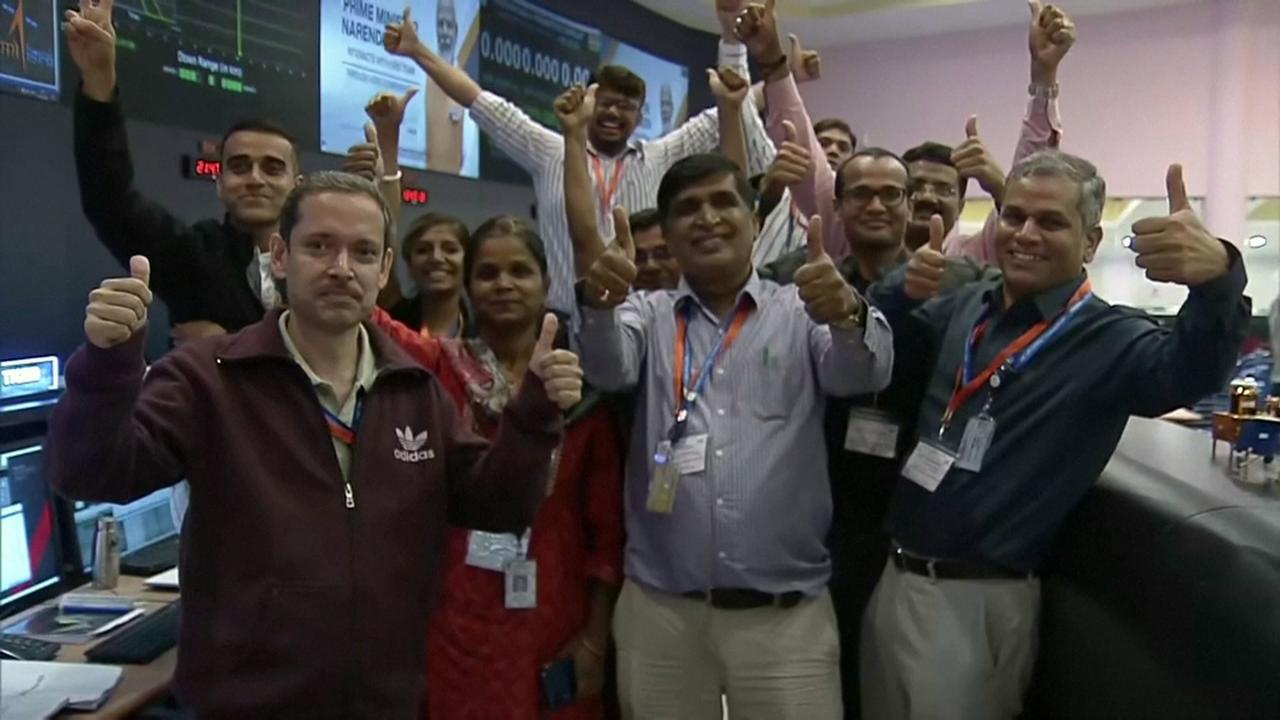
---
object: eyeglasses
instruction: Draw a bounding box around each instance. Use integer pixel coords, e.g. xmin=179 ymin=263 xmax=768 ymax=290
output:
xmin=596 ymin=97 xmax=640 ymax=114
xmin=840 ymin=186 xmax=907 ymax=208
xmin=910 ymin=181 xmax=959 ymax=199
xmin=636 ymin=246 xmax=672 ymax=263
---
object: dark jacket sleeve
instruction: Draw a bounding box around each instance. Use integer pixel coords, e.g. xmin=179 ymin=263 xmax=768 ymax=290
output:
xmin=74 ymin=89 xmax=205 ymax=316
xmin=1107 ymin=242 xmax=1251 ymax=417
xmin=45 ymin=328 xmax=193 ymax=504
xmin=440 ymin=373 xmax=565 ymax=534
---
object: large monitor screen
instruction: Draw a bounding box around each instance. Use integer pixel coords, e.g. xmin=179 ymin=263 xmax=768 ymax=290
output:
xmin=0 ymin=442 xmax=61 ymax=612
xmin=319 ymin=0 xmax=481 ymax=178
xmin=0 ymin=0 xmax=60 ymax=101
xmin=72 ymin=1 xmax=321 ymax=148
xmin=598 ymin=38 xmax=689 ymax=142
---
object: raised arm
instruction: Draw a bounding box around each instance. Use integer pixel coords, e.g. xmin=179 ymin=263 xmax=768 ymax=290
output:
xmin=577 ymin=212 xmax=649 ymax=392
xmin=557 ymin=85 xmax=608 ymax=277
xmin=710 ymin=67 xmax=751 ymax=172
xmin=384 ymin=8 xmax=561 ymax=171
xmin=945 ymin=0 xmax=1071 ymax=262
xmin=1109 ymin=166 xmax=1251 ymax=416
xmin=46 ymin=257 xmax=193 ymax=504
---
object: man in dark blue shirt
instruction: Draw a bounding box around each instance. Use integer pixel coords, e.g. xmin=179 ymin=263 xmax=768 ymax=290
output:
xmin=862 ymin=150 xmax=1249 ymax=720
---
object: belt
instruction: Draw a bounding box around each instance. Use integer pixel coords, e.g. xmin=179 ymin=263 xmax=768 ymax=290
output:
xmin=682 ymin=588 xmax=805 ymax=610
xmin=891 ymin=546 xmax=1035 ymax=581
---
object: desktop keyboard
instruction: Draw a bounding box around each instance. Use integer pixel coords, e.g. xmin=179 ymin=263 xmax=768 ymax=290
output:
xmin=121 ymin=536 xmax=180 ymax=576
xmin=0 ymin=633 xmax=60 ymax=661
xmin=85 ymin=601 xmax=180 ymax=665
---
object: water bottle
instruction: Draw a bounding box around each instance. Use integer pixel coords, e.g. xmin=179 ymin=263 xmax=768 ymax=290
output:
xmin=92 ymin=517 xmax=121 ymax=590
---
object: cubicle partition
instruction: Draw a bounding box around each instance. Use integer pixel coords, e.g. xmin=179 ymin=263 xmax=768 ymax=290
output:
xmin=1026 ymin=418 xmax=1280 ymax=719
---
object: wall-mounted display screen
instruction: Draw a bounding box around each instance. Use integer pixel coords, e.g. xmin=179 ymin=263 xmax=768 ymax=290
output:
xmin=0 ymin=0 xmax=60 ymax=102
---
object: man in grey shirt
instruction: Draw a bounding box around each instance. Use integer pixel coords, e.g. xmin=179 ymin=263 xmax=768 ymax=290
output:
xmin=576 ymin=154 xmax=893 ymax=719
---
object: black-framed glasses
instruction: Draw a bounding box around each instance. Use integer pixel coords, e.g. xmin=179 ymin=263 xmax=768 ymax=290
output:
xmin=910 ymin=181 xmax=959 ymax=199
xmin=841 ymin=186 xmax=907 ymax=207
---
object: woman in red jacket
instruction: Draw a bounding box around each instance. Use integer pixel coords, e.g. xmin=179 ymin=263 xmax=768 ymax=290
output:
xmin=375 ymin=216 xmax=623 ymax=720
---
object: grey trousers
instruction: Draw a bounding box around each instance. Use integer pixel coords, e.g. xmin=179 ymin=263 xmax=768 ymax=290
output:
xmin=860 ymin=559 xmax=1040 ymax=720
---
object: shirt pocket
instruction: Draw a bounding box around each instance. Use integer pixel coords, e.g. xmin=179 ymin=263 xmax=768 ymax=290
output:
xmin=742 ymin=340 xmax=808 ymax=422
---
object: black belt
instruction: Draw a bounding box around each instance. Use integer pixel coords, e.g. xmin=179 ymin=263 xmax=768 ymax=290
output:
xmin=682 ymin=588 xmax=805 ymax=610
xmin=891 ymin=546 xmax=1035 ymax=581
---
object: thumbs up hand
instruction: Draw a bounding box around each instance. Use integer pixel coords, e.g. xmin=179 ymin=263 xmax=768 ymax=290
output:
xmin=584 ymin=206 xmax=638 ymax=308
xmin=1029 ymin=1 xmax=1076 ymax=81
xmin=343 ymin=122 xmax=384 ymax=183
xmin=1130 ymin=164 xmax=1229 ymax=287
xmin=794 ymin=216 xmax=858 ymax=325
xmin=788 ymin=34 xmax=822 ymax=83
xmin=950 ymin=115 xmax=1006 ymax=204
xmin=905 ymin=215 xmax=949 ymax=301
xmin=529 ymin=313 xmax=584 ymax=410
xmin=63 ymin=0 xmax=118 ymax=97
xmin=383 ymin=6 xmax=425 ymax=58
xmin=708 ymin=66 xmax=750 ymax=108
xmin=86 ymin=255 xmax=153 ymax=349
xmin=763 ymin=120 xmax=812 ymax=196
xmin=366 ymin=87 xmax=419 ymax=135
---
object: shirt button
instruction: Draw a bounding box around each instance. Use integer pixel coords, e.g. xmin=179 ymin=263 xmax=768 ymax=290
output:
xmin=716 ymin=409 xmax=726 ymax=417
xmin=718 ymin=551 xmax=727 ymax=559
xmin=717 ymin=498 xmax=725 ymax=506
xmin=716 ymin=367 xmax=725 ymax=376
xmin=715 ymin=450 xmax=724 ymax=458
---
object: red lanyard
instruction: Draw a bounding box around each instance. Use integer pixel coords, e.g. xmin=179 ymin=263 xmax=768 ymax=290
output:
xmin=324 ymin=394 xmax=364 ymax=447
xmin=673 ymin=302 xmax=751 ymax=406
xmin=942 ymin=280 xmax=1092 ymax=428
xmin=590 ymin=155 xmax=626 ymax=212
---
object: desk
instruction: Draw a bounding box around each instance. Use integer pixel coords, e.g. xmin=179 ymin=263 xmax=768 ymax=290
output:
xmin=5 ymin=575 xmax=179 ymax=719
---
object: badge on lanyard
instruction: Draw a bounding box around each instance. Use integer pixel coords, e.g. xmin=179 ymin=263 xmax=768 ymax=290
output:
xmin=465 ymin=530 xmax=521 ymax=572
xmin=844 ymin=408 xmax=900 ymax=459
xmin=902 ymin=441 xmax=957 ymax=492
xmin=504 ymin=559 xmax=538 ymax=609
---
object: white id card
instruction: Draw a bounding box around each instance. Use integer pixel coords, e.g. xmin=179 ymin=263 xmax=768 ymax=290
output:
xmin=954 ymin=415 xmax=997 ymax=472
xmin=844 ymin=409 xmax=900 ymax=459
xmin=504 ymin=559 xmax=537 ymax=609
xmin=465 ymin=531 xmax=521 ymax=572
xmin=673 ymin=434 xmax=709 ymax=475
xmin=902 ymin=442 xmax=957 ymax=492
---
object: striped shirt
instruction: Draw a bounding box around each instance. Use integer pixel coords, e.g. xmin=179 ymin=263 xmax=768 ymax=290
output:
xmin=469 ymin=41 xmax=806 ymax=314
xmin=576 ymin=272 xmax=894 ymax=596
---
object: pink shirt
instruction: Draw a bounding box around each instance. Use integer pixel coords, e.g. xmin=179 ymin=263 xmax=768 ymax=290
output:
xmin=763 ymin=75 xmax=1062 ymax=265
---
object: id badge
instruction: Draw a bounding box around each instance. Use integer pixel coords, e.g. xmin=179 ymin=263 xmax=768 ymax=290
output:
xmin=844 ymin=408 xmax=900 ymax=459
xmin=954 ymin=414 xmax=996 ymax=472
xmin=673 ymin=434 xmax=709 ymax=475
xmin=504 ymin=559 xmax=537 ymax=609
xmin=647 ymin=441 xmax=679 ymax=514
xmin=902 ymin=441 xmax=957 ymax=492
xmin=465 ymin=531 xmax=520 ymax=572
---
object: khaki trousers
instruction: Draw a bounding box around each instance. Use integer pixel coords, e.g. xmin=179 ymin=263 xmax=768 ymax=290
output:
xmin=613 ymin=579 xmax=842 ymax=720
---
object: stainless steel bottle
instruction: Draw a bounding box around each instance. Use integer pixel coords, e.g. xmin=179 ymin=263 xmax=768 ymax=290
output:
xmin=92 ymin=517 xmax=121 ymax=589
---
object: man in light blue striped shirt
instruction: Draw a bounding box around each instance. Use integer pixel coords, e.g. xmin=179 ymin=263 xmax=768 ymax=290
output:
xmin=577 ymin=154 xmax=893 ymax=718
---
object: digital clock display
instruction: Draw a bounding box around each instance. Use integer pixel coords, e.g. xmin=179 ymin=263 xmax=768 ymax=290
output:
xmin=0 ymin=356 xmax=59 ymax=401
xmin=402 ymin=187 xmax=429 ymax=206
xmin=181 ymin=155 xmax=221 ymax=181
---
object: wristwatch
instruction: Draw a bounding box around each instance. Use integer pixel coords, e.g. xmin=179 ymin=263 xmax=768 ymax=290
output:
xmin=1028 ymin=83 xmax=1060 ymax=99
xmin=831 ymin=294 xmax=866 ymax=330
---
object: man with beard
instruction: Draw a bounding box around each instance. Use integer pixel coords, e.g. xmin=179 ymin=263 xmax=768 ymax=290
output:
xmin=425 ymin=0 xmax=466 ymax=174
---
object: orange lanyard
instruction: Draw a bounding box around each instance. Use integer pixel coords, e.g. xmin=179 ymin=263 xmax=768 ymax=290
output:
xmin=673 ymin=302 xmax=752 ymax=405
xmin=590 ymin=155 xmax=626 ymax=213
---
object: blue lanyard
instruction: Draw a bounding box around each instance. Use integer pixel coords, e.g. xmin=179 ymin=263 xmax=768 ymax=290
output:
xmin=323 ymin=392 xmax=365 ymax=447
xmin=667 ymin=302 xmax=751 ymax=443
xmin=962 ymin=287 xmax=1093 ymax=388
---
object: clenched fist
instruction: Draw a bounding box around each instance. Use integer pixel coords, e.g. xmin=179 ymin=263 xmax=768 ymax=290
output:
xmin=529 ymin=314 xmax=584 ymax=410
xmin=343 ymin=123 xmax=384 ymax=183
xmin=764 ymin=121 xmax=811 ymax=194
xmin=795 ymin=216 xmax=859 ymax=325
xmin=1130 ymin=165 xmax=1229 ymax=287
xmin=905 ymin=215 xmax=948 ymax=300
xmin=584 ymin=207 xmax=639 ymax=308
xmin=86 ymin=255 xmax=153 ymax=349
xmin=554 ymin=83 xmax=596 ymax=134
xmin=708 ymin=66 xmax=750 ymax=108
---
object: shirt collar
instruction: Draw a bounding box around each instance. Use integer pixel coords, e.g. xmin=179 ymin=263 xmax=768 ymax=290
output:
xmin=674 ymin=270 xmax=764 ymax=319
xmin=586 ymin=138 xmax=644 ymax=161
xmin=277 ymin=310 xmax=379 ymax=393
xmin=984 ymin=273 xmax=1089 ymax=320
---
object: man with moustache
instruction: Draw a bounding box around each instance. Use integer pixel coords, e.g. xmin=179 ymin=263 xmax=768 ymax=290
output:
xmin=64 ymin=0 xmax=408 ymax=339
xmin=862 ymin=152 xmax=1248 ymax=719
xmin=577 ymin=154 xmax=893 ymax=718
xmin=45 ymin=171 xmax=582 ymax=717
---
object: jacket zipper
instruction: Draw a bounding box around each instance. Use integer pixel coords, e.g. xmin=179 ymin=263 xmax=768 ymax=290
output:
xmin=344 ymin=481 xmax=355 ymax=508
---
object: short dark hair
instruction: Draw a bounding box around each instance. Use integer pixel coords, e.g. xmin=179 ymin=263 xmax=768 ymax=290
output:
xmin=463 ymin=215 xmax=549 ymax=286
xmin=1007 ymin=150 xmax=1107 ymax=229
xmin=588 ymin=65 xmax=646 ymax=103
xmin=273 ymin=171 xmax=393 ymax=302
xmin=903 ymin=141 xmax=964 ymax=197
xmin=220 ymin=118 xmax=299 ymax=168
xmin=401 ymin=213 xmax=470 ymax=264
xmin=813 ymin=118 xmax=856 ymax=149
xmin=834 ymin=147 xmax=910 ymax=199
xmin=628 ymin=209 xmax=662 ymax=235
xmin=657 ymin=154 xmax=756 ymax=227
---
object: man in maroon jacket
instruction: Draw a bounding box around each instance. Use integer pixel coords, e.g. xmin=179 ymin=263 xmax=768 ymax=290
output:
xmin=46 ymin=171 xmax=584 ymax=718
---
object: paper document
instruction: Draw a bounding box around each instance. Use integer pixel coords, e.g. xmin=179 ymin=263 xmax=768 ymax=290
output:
xmin=0 ymin=660 xmax=122 ymax=719
xmin=144 ymin=567 xmax=179 ymax=590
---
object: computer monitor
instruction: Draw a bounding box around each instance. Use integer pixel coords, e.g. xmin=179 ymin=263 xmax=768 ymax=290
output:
xmin=0 ymin=440 xmax=68 ymax=617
